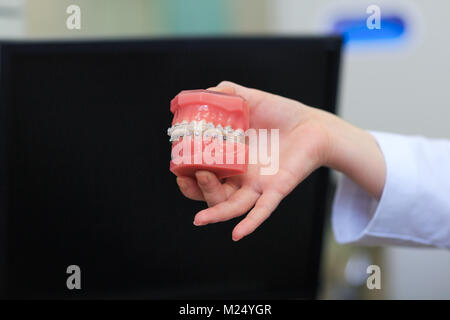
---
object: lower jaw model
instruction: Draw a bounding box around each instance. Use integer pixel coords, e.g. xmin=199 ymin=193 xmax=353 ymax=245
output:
xmin=168 ymin=90 xmax=249 ymax=179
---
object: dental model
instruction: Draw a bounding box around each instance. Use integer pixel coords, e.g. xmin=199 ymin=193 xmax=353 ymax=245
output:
xmin=168 ymin=90 xmax=249 ymax=179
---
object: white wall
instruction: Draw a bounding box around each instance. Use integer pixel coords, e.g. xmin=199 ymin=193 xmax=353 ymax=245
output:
xmin=269 ymin=0 xmax=450 ymax=299
xmin=0 ymin=0 xmax=24 ymax=38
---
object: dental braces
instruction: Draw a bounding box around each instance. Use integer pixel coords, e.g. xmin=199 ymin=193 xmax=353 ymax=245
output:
xmin=167 ymin=120 xmax=245 ymax=143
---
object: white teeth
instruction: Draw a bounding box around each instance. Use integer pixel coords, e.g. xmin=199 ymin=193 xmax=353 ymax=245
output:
xmin=204 ymin=127 xmax=221 ymax=139
xmin=169 ymin=127 xmax=187 ymax=142
xmin=224 ymin=126 xmax=233 ymax=134
xmin=167 ymin=120 xmax=244 ymax=143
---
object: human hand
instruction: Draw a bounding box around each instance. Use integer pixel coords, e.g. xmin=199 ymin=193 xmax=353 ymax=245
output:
xmin=176 ymin=81 xmax=386 ymax=241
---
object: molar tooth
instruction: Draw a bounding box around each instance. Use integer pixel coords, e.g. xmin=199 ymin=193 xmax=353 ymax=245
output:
xmin=170 ymin=126 xmax=189 ymax=142
xmin=168 ymin=122 xmax=182 ymax=136
xmin=172 ymin=127 xmax=186 ymax=134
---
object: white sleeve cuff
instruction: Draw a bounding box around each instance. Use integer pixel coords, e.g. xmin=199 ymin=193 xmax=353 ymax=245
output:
xmin=332 ymin=131 xmax=450 ymax=248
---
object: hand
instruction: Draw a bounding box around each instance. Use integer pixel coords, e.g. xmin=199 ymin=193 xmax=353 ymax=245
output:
xmin=176 ymin=81 xmax=386 ymax=241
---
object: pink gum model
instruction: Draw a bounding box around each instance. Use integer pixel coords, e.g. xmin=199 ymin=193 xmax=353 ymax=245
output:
xmin=168 ymin=90 xmax=249 ymax=179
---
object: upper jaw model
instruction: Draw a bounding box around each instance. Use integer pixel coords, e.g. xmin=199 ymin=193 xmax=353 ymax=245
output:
xmin=168 ymin=89 xmax=249 ymax=179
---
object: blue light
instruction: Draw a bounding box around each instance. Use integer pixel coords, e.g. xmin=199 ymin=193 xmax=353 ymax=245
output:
xmin=332 ymin=15 xmax=407 ymax=45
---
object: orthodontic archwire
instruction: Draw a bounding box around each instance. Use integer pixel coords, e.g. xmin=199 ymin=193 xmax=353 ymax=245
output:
xmin=168 ymin=120 xmax=245 ymax=143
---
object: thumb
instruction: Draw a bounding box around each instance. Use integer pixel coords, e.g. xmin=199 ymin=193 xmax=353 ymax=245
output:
xmin=214 ymin=81 xmax=306 ymax=132
xmin=215 ymin=81 xmax=266 ymax=107
xmin=217 ymin=81 xmax=258 ymax=102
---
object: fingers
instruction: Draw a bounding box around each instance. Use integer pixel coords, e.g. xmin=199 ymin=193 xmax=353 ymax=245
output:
xmin=177 ymin=171 xmax=238 ymax=206
xmin=217 ymin=81 xmax=247 ymax=95
xmin=195 ymin=171 xmax=231 ymax=207
xmin=232 ymin=191 xmax=284 ymax=242
xmin=206 ymin=85 xmax=235 ymax=95
xmin=194 ymin=187 xmax=259 ymax=226
xmin=176 ymin=176 xmax=204 ymax=201
xmin=209 ymin=81 xmax=264 ymax=107
xmin=216 ymin=81 xmax=266 ymax=107
xmin=214 ymin=80 xmax=305 ymax=132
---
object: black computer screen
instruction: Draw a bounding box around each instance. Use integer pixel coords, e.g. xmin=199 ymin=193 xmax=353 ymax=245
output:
xmin=0 ymin=37 xmax=341 ymax=299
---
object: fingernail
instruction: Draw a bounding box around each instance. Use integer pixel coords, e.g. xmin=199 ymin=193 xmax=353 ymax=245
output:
xmin=193 ymin=213 xmax=206 ymax=226
xmin=193 ymin=219 xmax=204 ymax=226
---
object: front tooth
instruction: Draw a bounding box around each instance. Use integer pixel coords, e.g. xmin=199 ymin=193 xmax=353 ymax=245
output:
xmin=199 ymin=120 xmax=207 ymax=131
xmin=169 ymin=120 xmax=244 ymax=143
xmin=194 ymin=120 xmax=204 ymax=135
xmin=205 ymin=127 xmax=218 ymax=137
xmin=187 ymin=121 xmax=196 ymax=132
xmin=234 ymin=129 xmax=245 ymax=143
xmin=224 ymin=126 xmax=234 ymax=136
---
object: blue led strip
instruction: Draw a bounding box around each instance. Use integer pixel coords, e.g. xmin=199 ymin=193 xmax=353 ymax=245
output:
xmin=332 ymin=15 xmax=406 ymax=44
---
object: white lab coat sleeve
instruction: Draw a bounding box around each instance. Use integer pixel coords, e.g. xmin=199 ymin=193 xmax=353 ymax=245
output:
xmin=331 ymin=131 xmax=450 ymax=249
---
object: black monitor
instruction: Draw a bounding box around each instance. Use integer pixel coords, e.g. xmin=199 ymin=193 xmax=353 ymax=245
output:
xmin=0 ymin=37 xmax=341 ymax=299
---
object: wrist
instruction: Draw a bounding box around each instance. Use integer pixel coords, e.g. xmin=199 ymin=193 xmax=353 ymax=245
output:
xmin=321 ymin=112 xmax=386 ymax=200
